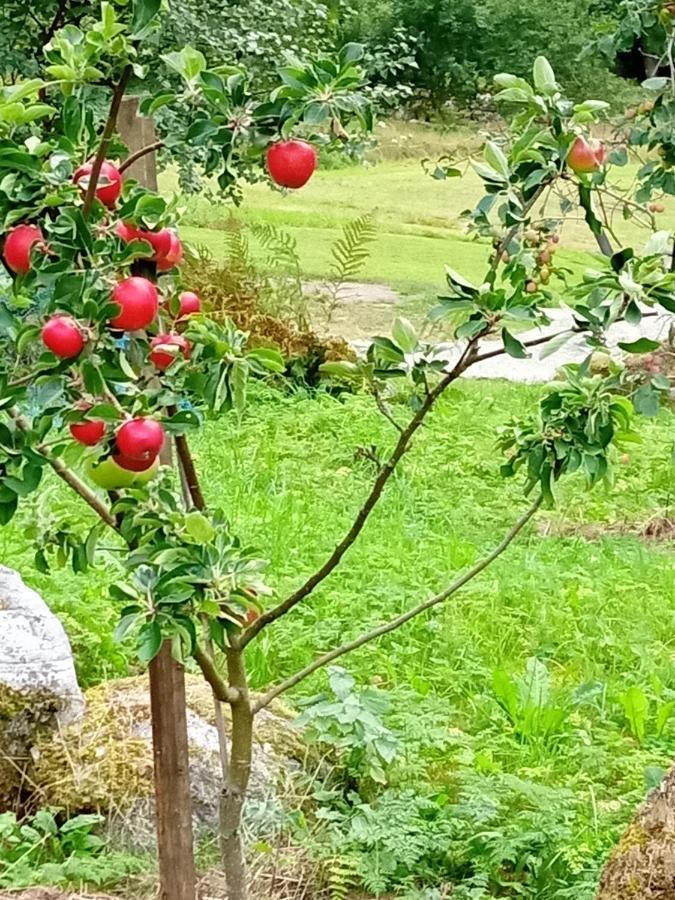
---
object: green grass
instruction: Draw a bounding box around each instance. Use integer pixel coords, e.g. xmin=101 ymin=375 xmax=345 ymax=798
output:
xmin=4 ymin=378 xmax=674 ymax=895
xmin=163 ymin=121 xmax=675 ymax=298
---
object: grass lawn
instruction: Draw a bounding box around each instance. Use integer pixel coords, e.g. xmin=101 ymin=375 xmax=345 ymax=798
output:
xmin=164 ymin=122 xmax=675 ymax=301
xmin=5 ymin=377 xmax=674 ymax=894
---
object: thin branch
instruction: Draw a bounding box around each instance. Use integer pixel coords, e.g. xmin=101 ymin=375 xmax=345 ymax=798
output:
xmin=82 ymin=64 xmax=132 ymax=217
xmin=8 ymin=408 xmax=116 ymax=529
xmin=253 ymin=494 xmax=543 ymax=712
xmin=472 ymin=327 xmax=577 ymax=365
xmin=371 ymin=384 xmax=403 ymax=433
xmin=489 ymin=182 xmax=551 ymax=277
xmin=194 ymin=645 xmax=240 ymax=704
xmin=239 ymin=339 xmax=481 ymax=649
xmin=119 ymin=140 xmax=165 ymax=174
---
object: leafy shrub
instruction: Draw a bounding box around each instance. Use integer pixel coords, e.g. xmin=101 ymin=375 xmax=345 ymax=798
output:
xmin=0 ymin=809 xmax=147 ymax=890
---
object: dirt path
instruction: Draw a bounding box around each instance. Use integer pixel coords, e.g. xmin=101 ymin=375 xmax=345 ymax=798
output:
xmin=319 ymin=281 xmax=672 ymax=383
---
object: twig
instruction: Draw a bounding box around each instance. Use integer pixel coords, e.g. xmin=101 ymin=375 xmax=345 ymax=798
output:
xmin=253 ymin=494 xmax=543 ymax=711
xmin=489 ymin=182 xmax=551 ymax=278
xmin=472 ymin=327 xmax=577 ymax=364
xmin=82 ymin=64 xmax=132 ymax=217
xmin=119 ymin=140 xmax=165 ymax=174
xmin=194 ymin=645 xmax=240 ymax=704
xmin=239 ymin=339 xmax=480 ymax=648
xmin=8 ymin=408 xmax=116 ymax=529
xmin=371 ymin=383 xmax=403 ymax=433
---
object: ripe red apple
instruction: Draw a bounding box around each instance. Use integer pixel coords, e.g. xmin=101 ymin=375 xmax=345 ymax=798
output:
xmin=3 ymin=224 xmax=44 ymax=274
xmin=568 ymin=137 xmax=605 ymax=175
xmin=178 ymin=291 xmax=201 ymax=318
xmin=110 ymin=276 xmax=159 ymax=331
xmin=42 ymin=316 xmax=85 ymax=359
xmin=149 ymin=333 xmax=191 ymax=370
xmin=115 ymin=223 xmax=174 ymax=260
xmin=113 ymin=452 xmax=158 ymax=472
xmin=266 ymin=140 xmax=318 ymax=189
xmin=156 ymin=231 xmax=183 ymax=271
xmin=70 ymin=418 xmax=106 ymax=446
xmin=74 ymin=161 xmax=122 ymax=208
xmin=116 ymin=418 xmax=165 ymax=461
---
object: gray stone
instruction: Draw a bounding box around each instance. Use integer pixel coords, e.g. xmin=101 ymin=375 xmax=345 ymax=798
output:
xmin=0 ymin=566 xmax=84 ymax=801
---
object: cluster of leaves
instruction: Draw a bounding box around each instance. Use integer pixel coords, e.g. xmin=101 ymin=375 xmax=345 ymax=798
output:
xmin=0 ymin=809 xmax=145 ymax=889
xmin=297 ymin=666 xmax=398 ymax=784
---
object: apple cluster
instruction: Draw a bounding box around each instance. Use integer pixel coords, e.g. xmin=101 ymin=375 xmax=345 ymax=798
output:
xmin=1 ymin=139 xmax=318 ymax=492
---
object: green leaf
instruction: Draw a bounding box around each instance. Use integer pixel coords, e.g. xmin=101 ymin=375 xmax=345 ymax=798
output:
xmin=620 ymin=686 xmax=649 ymax=744
xmin=162 ymin=47 xmax=206 ymax=83
xmin=619 ymin=338 xmax=661 ymax=354
xmin=483 ymin=141 xmax=510 ymax=180
xmin=502 ymin=328 xmax=529 ymax=359
xmin=229 ymin=358 xmax=248 ymax=417
xmin=392 ymin=317 xmax=418 ymax=353
xmin=137 ymin=621 xmax=162 ymax=663
xmin=532 ymin=56 xmax=557 ymax=93
xmin=131 ymin=0 xmax=161 ymax=36
xmin=184 ymin=511 xmax=215 ymax=544
xmin=642 ymin=77 xmax=669 ymax=92
xmin=339 ymin=43 xmax=365 ymax=65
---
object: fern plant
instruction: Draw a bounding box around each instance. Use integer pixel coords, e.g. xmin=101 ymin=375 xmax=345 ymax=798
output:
xmin=251 ymin=221 xmax=309 ymax=331
xmin=318 ymin=213 xmax=377 ymax=324
xmin=325 ymin=854 xmax=359 ymax=900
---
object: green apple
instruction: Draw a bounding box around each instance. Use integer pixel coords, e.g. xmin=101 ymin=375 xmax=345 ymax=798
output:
xmin=86 ymin=456 xmax=136 ymax=490
xmin=133 ymin=456 xmax=160 ymax=486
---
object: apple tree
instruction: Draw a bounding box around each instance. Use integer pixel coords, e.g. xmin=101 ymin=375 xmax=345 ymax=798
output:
xmin=0 ymin=3 xmax=673 ymax=899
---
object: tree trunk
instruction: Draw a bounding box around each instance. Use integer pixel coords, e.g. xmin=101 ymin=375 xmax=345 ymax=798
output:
xmin=596 ymin=763 xmax=675 ymax=899
xmin=149 ymin=642 xmax=197 ymax=900
xmin=221 ymin=648 xmax=254 ymax=900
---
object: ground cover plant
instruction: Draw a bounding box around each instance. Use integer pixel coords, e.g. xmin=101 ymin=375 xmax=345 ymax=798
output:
xmin=1 ymin=3 xmax=675 ymax=900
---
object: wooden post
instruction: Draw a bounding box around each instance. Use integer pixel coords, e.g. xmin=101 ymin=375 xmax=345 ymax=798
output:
xmin=117 ymin=99 xmax=197 ymax=900
xmin=149 ymin=643 xmax=197 ymax=900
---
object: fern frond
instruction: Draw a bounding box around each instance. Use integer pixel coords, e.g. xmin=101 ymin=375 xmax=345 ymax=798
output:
xmin=328 ymin=213 xmax=376 ymax=285
xmin=325 ymin=855 xmax=359 ymax=900
xmin=251 ymin=221 xmax=302 ymax=276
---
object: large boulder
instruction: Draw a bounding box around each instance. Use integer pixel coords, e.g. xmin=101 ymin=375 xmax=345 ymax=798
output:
xmin=596 ymin=763 xmax=675 ymax=899
xmin=31 ymin=675 xmax=303 ymax=849
xmin=0 ymin=566 xmax=84 ymax=804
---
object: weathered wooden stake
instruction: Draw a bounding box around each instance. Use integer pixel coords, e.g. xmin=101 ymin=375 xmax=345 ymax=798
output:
xmin=149 ymin=643 xmax=197 ymax=900
xmin=117 ymin=98 xmax=197 ymax=900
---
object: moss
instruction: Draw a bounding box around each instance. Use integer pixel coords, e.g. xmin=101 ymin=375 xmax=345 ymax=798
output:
xmin=29 ymin=675 xmax=304 ymax=815
xmin=0 ymin=684 xmax=62 ymax=803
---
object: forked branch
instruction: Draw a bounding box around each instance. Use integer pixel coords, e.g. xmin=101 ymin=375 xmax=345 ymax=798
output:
xmin=253 ymin=493 xmax=543 ymax=712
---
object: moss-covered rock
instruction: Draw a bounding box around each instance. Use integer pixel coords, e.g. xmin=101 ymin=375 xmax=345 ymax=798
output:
xmin=596 ymin=763 xmax=675 ymax=899
xmin=29 ymin=675 xmax=303 ymax=849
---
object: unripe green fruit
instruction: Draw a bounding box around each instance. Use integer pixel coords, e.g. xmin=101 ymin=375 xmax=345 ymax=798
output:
xmin=86 ymin=457 xmax=136 ymax=490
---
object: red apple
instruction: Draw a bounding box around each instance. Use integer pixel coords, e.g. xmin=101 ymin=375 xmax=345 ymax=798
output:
xmin=113 ymin=452 xmax=158 ymax=472
xmin=156 ymin=231 xmax=183 ymax=271
xmin=149 ymin=333 xmax=191 ymax=370
xmin=178 ymin=291 xmax=201 ymax=318
xmin=115 ymin=221 xmax=144 ymax=243
xmin=110 ymin=276 xmax=159 ymax=331
xmin=74 ymin=161 xmax=122 ymax=208
xmin=116 ymin=417 xmax=165 ymax=461
xmin=266 ymin=140 xmax=317 ymax=189
xmin=3 ymin=224 xmax=44 ymax=274
xmin=42 ymin=316 xmax=85 ymax=359
xmin=70 ymin=419 xmax=106 ymax=446
xmin=116 ymin=223 xmax=174 ymax=260
xmin=568 ymin=137 xmax=605 ymax=175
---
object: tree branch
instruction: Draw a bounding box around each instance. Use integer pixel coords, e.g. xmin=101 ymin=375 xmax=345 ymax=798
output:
xmin=194 ymin=645 xmax=240 ymax=704
xmin=239 ymin=340 xmax=480 ymax=648
xmin=253 ymin=494 xmax=543 ymax=712
xmin=119 ymin=141 xmax=165 ymax=174
xmin=82 ymin=64 xmax=132 ymax=217
xmin=8 ymin=408 xmax=117 ymax=529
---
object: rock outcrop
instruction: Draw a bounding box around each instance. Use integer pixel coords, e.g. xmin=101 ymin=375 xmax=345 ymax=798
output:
xmin=0 ymin=566 xmax=84 ymax=804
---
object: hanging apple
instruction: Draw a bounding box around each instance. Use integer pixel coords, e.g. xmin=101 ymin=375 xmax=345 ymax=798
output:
xmin=116 ymin=418 xmax=165 ymax=462
xmin=177 ymin=291 xmax=201 ymax=318
xmin=41 ymin=315 xmax=85 ymax=359
xmin=567 ymin=137 xmax=605 ymax=175
xmin=70 ymin=419 xmax=106 ymax=446
xmin=149 ymin=333 xmax=191 ymax=370
xmin=115 ymin=223 xmax=174 ymax=261
xmin=3 ymin=224 xmax=44 ymax=274
xmin=86 ymin=456 xmax=136 ymax=490
xmin=266 ymin=140 xmax=318 ymax=189
xmin=156 ymin=231 xmax=183 ymax=271
xmin=131 ymin=455 xmax=160 ymax=485
xmin=109 ymin=276 xmax=159 ymax=331
xmin=74 ymin=160 xmax=123 ymax=208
